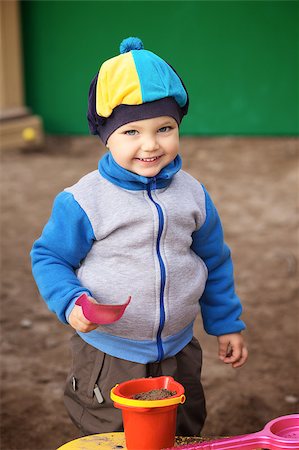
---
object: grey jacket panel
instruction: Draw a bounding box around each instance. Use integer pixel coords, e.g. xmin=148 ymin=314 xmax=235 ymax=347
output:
xmin=65 ymin=169 xmax=207 ymax=341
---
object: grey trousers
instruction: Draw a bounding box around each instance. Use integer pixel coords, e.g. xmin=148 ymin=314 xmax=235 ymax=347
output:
xmin=64 ymin=334 xmax=206 ymax=436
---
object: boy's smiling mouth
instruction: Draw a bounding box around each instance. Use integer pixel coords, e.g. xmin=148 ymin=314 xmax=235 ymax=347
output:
xmin=135 ymin=156 xmax=162 ymax=162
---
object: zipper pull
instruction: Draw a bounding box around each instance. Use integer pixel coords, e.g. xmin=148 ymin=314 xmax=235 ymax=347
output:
xmin=72 ymin=376 xmax=77 ymax=391
xmin=94 ymin=384 xmax=104 ymax=404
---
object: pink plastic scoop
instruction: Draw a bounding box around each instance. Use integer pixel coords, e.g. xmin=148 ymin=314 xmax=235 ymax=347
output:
xmin=75 ymin=293 xmax=131 ymax=325
xmin=166 ymin=415 xmax=299 ymax=450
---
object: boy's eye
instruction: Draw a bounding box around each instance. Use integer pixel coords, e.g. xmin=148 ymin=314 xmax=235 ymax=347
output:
xmin=158 ymin=126 xmax=171 ymax=133
xmin=124 ymin=130 xmax=138 ymax=136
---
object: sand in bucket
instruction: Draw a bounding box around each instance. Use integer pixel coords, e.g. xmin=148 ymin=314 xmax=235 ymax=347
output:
xmin=110 ymin=376 xmax=186 ymax=450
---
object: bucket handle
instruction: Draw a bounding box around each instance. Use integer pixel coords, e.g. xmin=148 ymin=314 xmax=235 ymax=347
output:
xmin=111 ymin=385 xmax=186 ymax=408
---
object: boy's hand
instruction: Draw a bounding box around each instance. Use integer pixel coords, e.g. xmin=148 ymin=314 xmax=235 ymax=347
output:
xmin=68 ymin=298 xmax=99 ymax=333
xmin=217 ymin=333 xmax=248 ymax=368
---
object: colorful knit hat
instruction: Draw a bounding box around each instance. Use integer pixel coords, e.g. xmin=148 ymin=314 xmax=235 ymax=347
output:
xmin=87 ymin=37 xmax=189 ymax=144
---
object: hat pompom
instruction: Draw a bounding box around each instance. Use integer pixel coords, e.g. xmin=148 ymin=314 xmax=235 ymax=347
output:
xmin=120 ymin=37 xmax=144 ymax=54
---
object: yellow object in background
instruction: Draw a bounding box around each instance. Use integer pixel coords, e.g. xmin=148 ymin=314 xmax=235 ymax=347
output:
xmin=22 ymin=127 xmax=36 ymax=142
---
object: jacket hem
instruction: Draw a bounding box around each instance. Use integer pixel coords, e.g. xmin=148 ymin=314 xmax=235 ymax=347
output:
xmin=77 ymin=322 xmax=194 ymax=364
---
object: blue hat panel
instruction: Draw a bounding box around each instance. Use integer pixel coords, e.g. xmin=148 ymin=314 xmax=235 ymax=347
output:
xmin=131 ymin=50 xmax=187 ymax=108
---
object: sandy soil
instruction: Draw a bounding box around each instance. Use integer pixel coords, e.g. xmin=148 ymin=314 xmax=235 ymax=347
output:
xmin=1 ymin=136 xmax=298 ymax=450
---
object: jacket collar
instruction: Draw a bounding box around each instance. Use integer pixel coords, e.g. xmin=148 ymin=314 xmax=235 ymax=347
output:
xmin=98 ymin=152 xmax=182 ymax=191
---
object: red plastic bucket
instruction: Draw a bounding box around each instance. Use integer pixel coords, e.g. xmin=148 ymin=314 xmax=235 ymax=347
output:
xmin=110 ymin=376 xmax=186 ymax=450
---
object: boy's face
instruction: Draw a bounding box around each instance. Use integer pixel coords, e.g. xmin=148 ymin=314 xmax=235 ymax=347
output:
xmin=106 ymin=116 xmax=179 ymax=178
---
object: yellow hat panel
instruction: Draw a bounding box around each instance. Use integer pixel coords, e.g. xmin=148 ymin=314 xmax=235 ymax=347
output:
xmin=96 ymin=52 xmax=142 ymax=118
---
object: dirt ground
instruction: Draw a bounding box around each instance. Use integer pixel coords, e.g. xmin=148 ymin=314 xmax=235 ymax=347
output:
xmin=1 ymin=136 xmax=298 ymax=450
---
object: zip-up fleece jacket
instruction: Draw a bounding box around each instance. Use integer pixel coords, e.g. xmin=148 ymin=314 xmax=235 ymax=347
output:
xmin=31 ymin=153 xmax=245 ymax=363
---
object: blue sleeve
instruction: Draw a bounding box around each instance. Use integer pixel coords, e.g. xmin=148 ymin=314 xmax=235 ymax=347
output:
xmin=30 ymin=191 xmax=95 ymax=323
xmin=191 ymin=185 xmax=246 ymax=336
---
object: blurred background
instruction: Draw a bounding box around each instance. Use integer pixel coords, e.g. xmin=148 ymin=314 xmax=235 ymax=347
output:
xmin=1 ymin=1 xmax=298 ymax=449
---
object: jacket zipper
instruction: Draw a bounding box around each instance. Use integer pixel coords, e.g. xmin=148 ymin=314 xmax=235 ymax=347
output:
xmin=147 ymin=179 xmax=166 ymax=361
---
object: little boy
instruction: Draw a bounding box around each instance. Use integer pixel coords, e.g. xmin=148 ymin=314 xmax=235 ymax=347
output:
xmin=31 ymin=37 xmax=248 ymax=437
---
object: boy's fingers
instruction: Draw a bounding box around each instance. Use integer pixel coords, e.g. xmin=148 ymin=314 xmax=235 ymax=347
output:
xmin=217 ymin=334 xmax=248 ymax=368
xmin=74 ymin=305 xmax=95 ymax=325
xmin=218 ymin=340 xmax=238 ymax=361
xmin=80 ymin=314 xmax=94 ymax=325
xmin=218 ymin=341 xmax=229 ymax=360
xmin=223 ymin=347 xmax=242 ymax=363
xmin=232 ymin=346 xmax=249 ymax=368
xmin=73 ymin=312 xmax=97 ymax=331
xmin=76 ymin=320 xmax=98 ymax=333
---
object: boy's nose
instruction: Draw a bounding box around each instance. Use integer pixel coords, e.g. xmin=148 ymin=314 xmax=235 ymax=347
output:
xmin=141 ymin=136 xmax=159 ymax=152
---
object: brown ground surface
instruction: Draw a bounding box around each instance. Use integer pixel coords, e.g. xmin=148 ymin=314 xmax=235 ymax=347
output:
xmin=1 ymin=136 xmax=298 ymax=450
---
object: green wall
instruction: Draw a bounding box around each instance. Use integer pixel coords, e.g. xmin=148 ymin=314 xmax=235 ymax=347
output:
xmin=21 ymin=1 xmax=298 ymax=136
